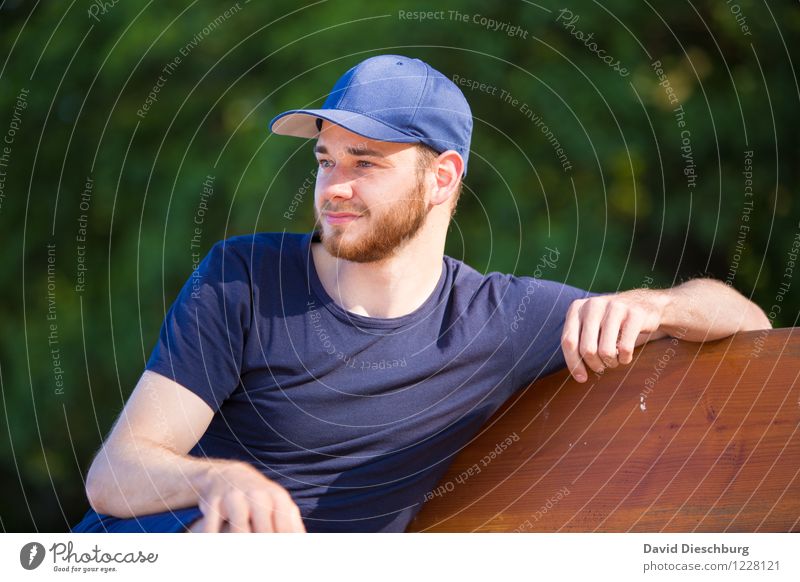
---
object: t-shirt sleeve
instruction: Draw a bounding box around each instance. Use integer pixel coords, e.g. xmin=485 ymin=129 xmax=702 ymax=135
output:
xmin=502 ymin=274 xmax=610 ymax=389
xmin=145 ymin=240 xmax=252 ymax=412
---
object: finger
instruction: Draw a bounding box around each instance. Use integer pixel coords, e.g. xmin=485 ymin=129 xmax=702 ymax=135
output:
xmin=199 ymin=498 xmax=223 ymax=533
xmin=617 ymin=310 xmax=645 ymax=365
xmin=578 ymin=299 xmax=607 ymax=374
xmin=598 ymin=303 xmax=626 ymax=368
xmin=562 ymin=301 xmax=588 ymax=382
xmin=249 ymin=495 xmax=275 ymax=533
xmin=222 ymin=493 xmax=252 ymax=533
xmin=292 ymin=507 xmax=307 ymax=533
xmin=272 ymin=496 xmax=306 ymax=533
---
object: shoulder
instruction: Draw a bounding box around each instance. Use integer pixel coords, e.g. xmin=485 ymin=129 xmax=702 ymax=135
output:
xmin=213 ymin=231 xmax=302 ymax=255
xmin=444 ymin=255 xmax=603 ymax=298
xmin=442 ymin=255 xmax=505 ymax=301
xmin=443 ymin=254 xmax=569 ymax=297
xmin=206 ymin=231 xmax=306 ymax=271
xmin=443 ymin=256 xmax=537 ymax=315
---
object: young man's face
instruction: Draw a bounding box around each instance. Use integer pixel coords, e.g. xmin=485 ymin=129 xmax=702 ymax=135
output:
xmin=313 ymin=120 xmax=431 ymax=263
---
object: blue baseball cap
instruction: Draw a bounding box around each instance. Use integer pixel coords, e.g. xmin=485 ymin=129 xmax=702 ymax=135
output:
xmin=269 ymin=54 xmax=473 ymax=176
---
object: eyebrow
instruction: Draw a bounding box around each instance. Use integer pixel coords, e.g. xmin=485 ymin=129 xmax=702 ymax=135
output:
xmin=314 ymin=144 xmax=387 ymax=158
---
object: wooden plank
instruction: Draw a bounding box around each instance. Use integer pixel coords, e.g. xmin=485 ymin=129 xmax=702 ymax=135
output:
xmin=407 ymin=327 xmax=800 ymax=532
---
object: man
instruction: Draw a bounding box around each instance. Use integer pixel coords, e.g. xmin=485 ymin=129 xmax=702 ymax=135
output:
xmin=72 ymin=54 xmax=770 ymax=534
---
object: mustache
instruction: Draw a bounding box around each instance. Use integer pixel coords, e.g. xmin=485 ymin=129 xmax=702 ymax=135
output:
xmin=320 ymin=203 xmax=367 ymax=215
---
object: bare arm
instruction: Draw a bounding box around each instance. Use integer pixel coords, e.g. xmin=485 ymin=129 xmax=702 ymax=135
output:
xmin=658 ymin=277 xmax=771 ymax=340
xmin=85 ymin=370 xmax=305 ymax=532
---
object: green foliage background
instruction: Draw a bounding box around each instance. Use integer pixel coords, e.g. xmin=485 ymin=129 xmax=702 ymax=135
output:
xmin=0 ymin=0 xmax=797 ymax=531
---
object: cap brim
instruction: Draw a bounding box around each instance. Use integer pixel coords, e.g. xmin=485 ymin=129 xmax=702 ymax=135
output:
xmin=268 ymin=109 xmax=420 ymax=144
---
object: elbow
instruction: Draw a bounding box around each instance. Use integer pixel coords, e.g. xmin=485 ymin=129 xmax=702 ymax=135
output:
xmin=85 ymin=451 xmax=126 ymax=517
xmin=85 ymin=460 xmax=108 ymax=515
xmin=742 ymin=302 xmax=772 ymax=332
xmin=85 ymin=450 xmax=120 ymax=516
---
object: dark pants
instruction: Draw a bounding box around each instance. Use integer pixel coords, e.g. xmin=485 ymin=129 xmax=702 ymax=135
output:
xmin=71 ymin=506 xmax=203 ymax=533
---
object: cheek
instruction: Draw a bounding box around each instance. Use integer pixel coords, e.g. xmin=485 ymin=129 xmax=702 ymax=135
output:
xmin=314 ymin=185 xmax=326 ymax=207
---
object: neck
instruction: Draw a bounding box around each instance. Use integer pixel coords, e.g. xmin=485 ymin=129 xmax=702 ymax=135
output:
xmin=311 ymin=220 xmax=448 ymax=319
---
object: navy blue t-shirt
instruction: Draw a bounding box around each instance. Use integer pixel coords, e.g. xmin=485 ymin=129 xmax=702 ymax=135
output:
xmin=72 ymin=230 xmax=601 ymax=533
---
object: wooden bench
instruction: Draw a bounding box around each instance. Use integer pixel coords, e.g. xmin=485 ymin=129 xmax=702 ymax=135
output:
xmin=407 ymin=327 xmax=800 ymax=532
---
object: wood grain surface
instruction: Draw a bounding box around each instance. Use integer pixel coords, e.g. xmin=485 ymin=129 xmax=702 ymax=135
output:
xmin=407 ymin=327 xmax=800 ymax=532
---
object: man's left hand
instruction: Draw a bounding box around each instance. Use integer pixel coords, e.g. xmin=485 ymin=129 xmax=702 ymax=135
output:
xmin=561 ymin=290 xmax=670 ymax=383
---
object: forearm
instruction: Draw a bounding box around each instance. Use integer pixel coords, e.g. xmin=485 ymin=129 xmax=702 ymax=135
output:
xmin=659 ymin=278 xmax=771 ymax=341
xmin=86 ymin=438 xmax=237 ymax=518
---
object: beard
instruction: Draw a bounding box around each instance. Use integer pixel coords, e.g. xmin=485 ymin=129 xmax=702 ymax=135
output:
xmin=315 ymin=176 xmax=429 ymax=263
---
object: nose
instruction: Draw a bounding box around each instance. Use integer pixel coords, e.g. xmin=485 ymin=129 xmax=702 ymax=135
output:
xmin=317 ymin=166 xmax=355 ymax=206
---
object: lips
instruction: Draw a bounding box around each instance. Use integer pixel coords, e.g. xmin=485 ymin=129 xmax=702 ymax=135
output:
xmin=324 ymin=211 xmax=362 ymax=225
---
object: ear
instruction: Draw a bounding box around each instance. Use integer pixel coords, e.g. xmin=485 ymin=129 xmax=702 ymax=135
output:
xmin=428 ymin=150 xmax=464 ymax=208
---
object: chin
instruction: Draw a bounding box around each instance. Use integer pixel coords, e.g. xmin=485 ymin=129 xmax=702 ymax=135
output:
xmin=324 ymin=238 xmax=364 ymax=261
xmin=322 ymin=234 xmax=393 ymax=264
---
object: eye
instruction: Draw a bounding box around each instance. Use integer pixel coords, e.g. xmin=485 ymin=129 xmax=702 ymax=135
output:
xmin=356 ymin=160 xmax=373 ymax=168
xmin=317 ymin=158 xmax=333 ymax=168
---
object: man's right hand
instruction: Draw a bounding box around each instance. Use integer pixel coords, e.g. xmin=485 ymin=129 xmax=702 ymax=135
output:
xmin=86 ymin=371 xmax=307 ymax=532
xmin=189 ymin=461 xmax=306 ymax=533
